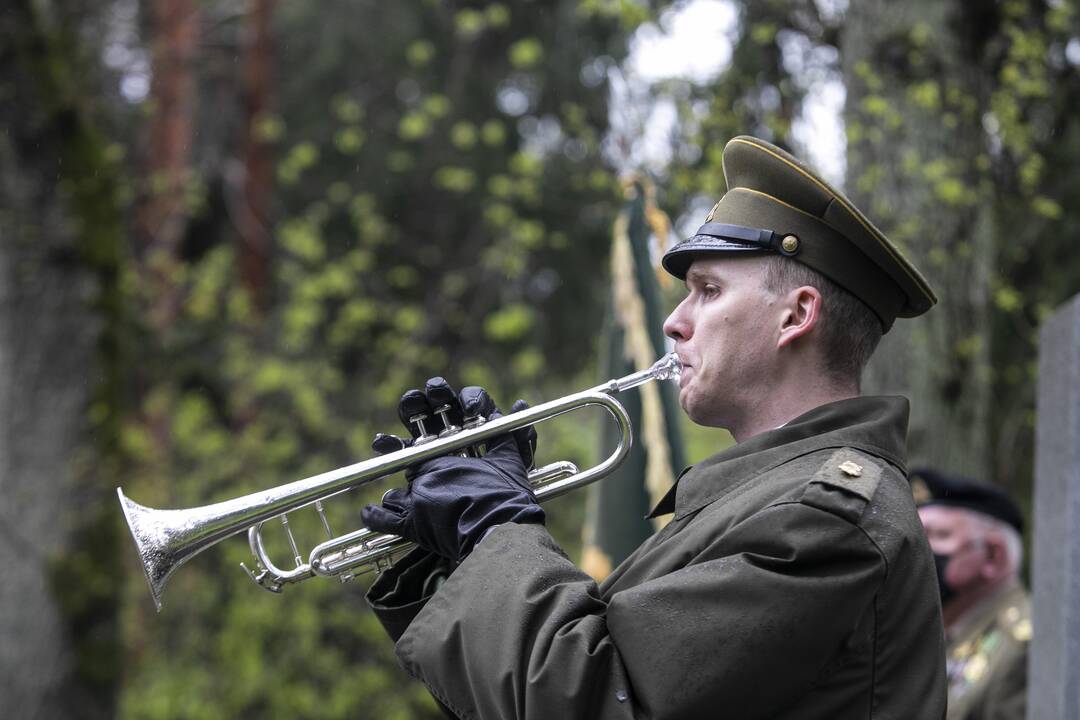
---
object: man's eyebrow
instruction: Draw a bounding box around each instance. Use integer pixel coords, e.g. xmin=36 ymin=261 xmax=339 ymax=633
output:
xmin=685 ymin=267 xmax=719 ymax=285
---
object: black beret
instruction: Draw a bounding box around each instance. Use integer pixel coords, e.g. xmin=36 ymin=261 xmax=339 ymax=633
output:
xmin=909 ymin=467 xmax=1024 ymax=535
xmin=661 ymin=135 xmax=937 ymax=332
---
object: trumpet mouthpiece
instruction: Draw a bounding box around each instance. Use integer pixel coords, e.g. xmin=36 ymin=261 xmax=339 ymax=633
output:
xmin=652 ymin=352 xmax=682 ymax=382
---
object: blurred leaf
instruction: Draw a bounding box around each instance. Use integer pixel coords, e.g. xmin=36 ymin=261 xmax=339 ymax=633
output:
xmin=484 ymin=304 xmax=534 ymax=341
xmin=509 ymin=38 xmax=544 ymax=68
xmin=398 ymin=111 xmax=432 ymax=141
xmin=406 ymin=40 xmax=436 ymax=66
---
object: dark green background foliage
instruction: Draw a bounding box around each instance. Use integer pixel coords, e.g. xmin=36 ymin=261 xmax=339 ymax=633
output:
xmin=6 ymin=0 xmax=1080 ymax=717
xmin=113 ymin=3 xmax=657 ymax=718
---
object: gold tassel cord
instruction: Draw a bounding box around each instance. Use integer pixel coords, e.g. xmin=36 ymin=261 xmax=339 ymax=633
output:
xmin=609 ymin=187 xmax=676 ymax=530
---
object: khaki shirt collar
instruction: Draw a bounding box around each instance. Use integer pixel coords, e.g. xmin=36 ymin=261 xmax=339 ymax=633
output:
xmin=649 ymin=395 xmax=910 ymax=520
xmin=946 ymin=579 xmax=1026 ymax=647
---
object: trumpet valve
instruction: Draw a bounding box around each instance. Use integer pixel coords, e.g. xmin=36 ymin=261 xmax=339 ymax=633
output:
xmin=409 ymin=412 xmax=439 ymax=445
xmin=462 ymin=414 xmax=486 ymax=430
xmin=433 ymin=404 xmax=461 ymax=437
xmin=458 ymin=414 xmax=487 ymax=456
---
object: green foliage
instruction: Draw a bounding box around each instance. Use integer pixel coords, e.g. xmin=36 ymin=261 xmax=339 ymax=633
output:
xmin=840 ymin=0 xmax=1080 ymax=505
xmin=107 ymin=1 xmax=651 ymax=717
xmin=662 ymin=0 xmax=815 ymax=216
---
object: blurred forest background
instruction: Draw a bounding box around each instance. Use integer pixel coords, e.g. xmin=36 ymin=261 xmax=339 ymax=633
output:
xmin=4 ymin=0 xmax=1080 ymax=718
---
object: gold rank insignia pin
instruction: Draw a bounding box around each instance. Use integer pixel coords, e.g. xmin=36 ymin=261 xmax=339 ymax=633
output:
xmin=910 ymin=476 xmax=931 ymax=504
xmin=839 ymin=461 xmax=863 ymax=477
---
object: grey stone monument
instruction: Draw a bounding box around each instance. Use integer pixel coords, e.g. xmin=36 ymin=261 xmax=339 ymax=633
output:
xmin=1030 ymin=293 xmax=1080 ymax=720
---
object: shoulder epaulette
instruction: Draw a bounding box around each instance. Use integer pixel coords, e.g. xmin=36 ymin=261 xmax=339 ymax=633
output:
xmin=800 ymin=449 xmax=883 ymax=523
xmin=1000 ymin=601 xmax=1033 ymax=643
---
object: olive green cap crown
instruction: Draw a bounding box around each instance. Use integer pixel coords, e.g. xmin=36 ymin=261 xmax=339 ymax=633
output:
xmin=662 ymin=136 xmax=937 ymax=331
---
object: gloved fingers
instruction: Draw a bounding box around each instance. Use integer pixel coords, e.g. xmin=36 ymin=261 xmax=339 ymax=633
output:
xmin=482 ymin=400 xmax=536 ymax=468
xmin=397 ymin=388 xmax=431 ymax=439
xmin=481 ymin=409 xmax=512 ymax=459
xmin=479 ymin=434 xmax=531 ymax=488
xmin=371 ymin=432 xmax=410 ymax=455
xmin=398 ymin=452 xmax=452 ymax=483
xmin=458 ymin=386 xmax=498 ymax=422
xmin=425 ymin=376 xmax=464 ymax=428
xmin=397 ymin=454 xmax=546 ymax=561
xmin=361 ymin=503 xmax=409 ymax=537
xmin=379 ymin=486 xmax=410 ymax=514
xmin=509 ymin=399 xmax=537 ymax=468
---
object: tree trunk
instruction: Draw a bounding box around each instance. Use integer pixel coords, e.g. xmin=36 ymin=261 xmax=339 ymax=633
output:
xmin=0 ymin=128 xmax=101 ymax=720
xmin=3 ymin=1 xmax=128 ymax=716
xmin=235 ymin=0 xmax=275 ymax=309
xmin=136 ymin=0 xmax=199 ymax=328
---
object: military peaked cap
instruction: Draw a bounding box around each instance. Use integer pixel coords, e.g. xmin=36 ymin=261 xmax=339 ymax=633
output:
xmin=661 ymin=135 xmax=937 ymax=331
xmin=909 ymin=467 xmax=1024 ymax=535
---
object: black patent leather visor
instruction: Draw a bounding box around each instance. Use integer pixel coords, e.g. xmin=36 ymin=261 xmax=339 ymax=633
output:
xmin=661 ymin=222 xmax=800 ymax=279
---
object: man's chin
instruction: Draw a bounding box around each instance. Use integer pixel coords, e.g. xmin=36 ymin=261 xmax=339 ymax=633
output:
xmin=680 ymin=391 xmax=731 ymax=430
xmin=677 ymin=387 xmax=693 ymax=415
xmin=680 ymin=392 xmax=708 ymax=426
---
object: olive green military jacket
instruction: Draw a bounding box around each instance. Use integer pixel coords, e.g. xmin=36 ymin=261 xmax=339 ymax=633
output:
xmin=945 ymin=582 xmax=1030 ymax=720
xmin=367 ymin=396 xmax=947 ymax=720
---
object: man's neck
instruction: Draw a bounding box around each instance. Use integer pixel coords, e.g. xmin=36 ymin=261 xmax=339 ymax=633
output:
xmin=730 ymin=381 xmax=858 ymax=442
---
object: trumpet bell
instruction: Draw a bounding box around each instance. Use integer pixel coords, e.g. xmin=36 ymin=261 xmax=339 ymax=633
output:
xmin=118 ymin=489 xmax=185 ymax=612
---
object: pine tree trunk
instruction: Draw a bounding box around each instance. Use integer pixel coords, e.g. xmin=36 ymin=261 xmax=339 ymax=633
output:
xmin=136 ymin=0 xmax=199 ymax=328
xmin=236 ymin=0 xmax=275 ymax=309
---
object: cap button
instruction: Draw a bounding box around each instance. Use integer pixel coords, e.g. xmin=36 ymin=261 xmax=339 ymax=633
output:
xmin=781 ymin=235 xmax=800 ymax=254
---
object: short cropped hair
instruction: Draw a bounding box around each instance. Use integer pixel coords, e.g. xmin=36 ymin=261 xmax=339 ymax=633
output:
xmin=760 ymin=256 xmax=883 ymax=387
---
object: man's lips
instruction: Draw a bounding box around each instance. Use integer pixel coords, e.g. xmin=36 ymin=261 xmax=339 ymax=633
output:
xmin=676 ymin=358 xmax=692 ymax=386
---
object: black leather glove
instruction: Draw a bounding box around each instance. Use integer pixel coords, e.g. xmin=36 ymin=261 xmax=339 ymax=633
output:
xmin=371 ymin=377 xmax=537 ymax=471
xmin=363 ymin=378 xmax=542 ymax=562
xmin=362 ymin=432 xmax=544 ymax=562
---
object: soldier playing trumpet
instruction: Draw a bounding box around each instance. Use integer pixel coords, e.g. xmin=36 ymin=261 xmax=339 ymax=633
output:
xmin=362 ymin=136 xmax=948 ymax=719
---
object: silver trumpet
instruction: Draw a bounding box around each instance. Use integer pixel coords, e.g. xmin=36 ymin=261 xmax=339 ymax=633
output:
xmin=118 ymin=353 xmax=681 ymax=611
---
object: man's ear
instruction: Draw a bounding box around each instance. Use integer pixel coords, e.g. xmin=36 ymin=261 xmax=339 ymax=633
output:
xmin=980 ymin=535 xmax=1012 ymax=581
xmin=777 ymin=286 xmax=822 ymax=349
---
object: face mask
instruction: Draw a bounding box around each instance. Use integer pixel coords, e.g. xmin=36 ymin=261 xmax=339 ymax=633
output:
xmin=933 ymin=552 xmax=956 ymax=607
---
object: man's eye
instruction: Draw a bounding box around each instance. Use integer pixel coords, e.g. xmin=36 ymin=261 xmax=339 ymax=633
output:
xmin=702 ymin=284 xmax=720 ymax=297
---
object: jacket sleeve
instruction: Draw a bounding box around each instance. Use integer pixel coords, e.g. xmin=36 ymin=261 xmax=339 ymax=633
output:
xmin=367 ymin=548 xmax=463 ymax=720
xmin=367 ymin=546 xmax=455 ymax=643
xmin=392 ymin=498 xmax=888 ymax=720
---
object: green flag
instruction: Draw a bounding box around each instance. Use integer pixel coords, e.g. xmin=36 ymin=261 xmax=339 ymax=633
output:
xmin=581 ymin=178 xmax=686 ymax=581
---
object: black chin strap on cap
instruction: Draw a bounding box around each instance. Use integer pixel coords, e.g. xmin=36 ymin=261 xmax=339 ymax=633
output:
xmin=693 ymin=222 xmax=801 ymax=257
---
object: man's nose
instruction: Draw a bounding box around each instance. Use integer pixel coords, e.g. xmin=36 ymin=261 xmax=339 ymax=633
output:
xmin=664 ymin=300 xmax=691 ymax=341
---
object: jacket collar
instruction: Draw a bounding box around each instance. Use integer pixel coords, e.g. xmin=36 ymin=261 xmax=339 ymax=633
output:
xmin=946 ymin=579 xmax=1027 ymax=646
xmin=648 ymin=395 xmax=910 ymax=520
